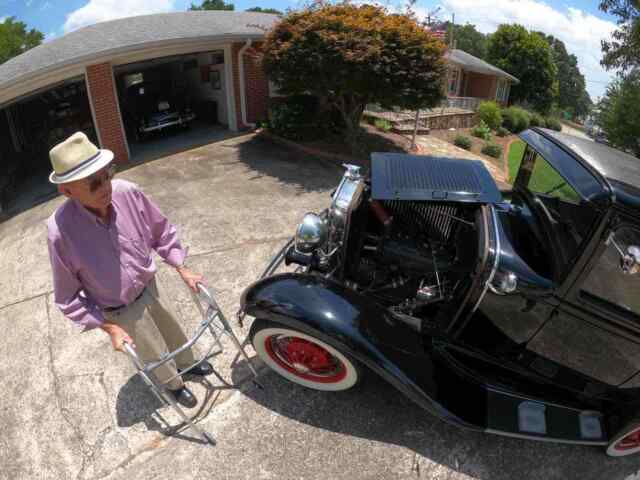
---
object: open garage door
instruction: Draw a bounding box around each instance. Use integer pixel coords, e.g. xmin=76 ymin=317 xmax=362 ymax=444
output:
xmin=0 ymin=77 xmax=97 ymax=217
xmin=114 ymin=50 xmax=231 ymax=164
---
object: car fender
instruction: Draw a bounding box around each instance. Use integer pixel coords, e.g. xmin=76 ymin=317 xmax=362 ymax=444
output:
xmin=241 ymin=272 xmax=481 ymax=430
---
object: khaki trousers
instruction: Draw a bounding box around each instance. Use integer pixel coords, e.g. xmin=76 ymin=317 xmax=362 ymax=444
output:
xmin=104 ymin=277 xmax=196 ymax=390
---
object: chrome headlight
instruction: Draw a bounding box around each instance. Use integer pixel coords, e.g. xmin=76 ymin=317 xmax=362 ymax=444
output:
xmin=295 ymin=213 xmax=328 ymax=254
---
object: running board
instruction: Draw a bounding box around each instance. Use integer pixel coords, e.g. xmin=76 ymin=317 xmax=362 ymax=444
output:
xmin=485 ymin=387 xmax=608 ymax=445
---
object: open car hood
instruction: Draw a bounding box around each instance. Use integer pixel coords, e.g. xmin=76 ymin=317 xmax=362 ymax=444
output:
xmin=370 ymin=152 xmax=502 ymax=203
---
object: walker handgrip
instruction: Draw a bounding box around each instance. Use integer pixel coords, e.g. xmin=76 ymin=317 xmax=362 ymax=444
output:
xmin=195 ymin=282 xmax=215 ymax=307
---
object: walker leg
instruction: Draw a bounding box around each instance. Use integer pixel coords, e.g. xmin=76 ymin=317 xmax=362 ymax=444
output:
xmin=157 ymin=385 xmax=216 ymax=446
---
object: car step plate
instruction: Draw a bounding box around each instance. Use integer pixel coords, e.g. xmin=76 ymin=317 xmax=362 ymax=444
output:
xmin=485 ymin=387 xmax=608 ymax=445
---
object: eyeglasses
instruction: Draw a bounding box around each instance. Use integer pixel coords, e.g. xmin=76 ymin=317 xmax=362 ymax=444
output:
xmin=87 ymin=164 xmax=116 ymax=193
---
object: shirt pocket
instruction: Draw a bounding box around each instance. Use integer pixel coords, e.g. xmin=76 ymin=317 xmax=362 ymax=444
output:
xmin=119 ymin=233 xmax=151 ymax=266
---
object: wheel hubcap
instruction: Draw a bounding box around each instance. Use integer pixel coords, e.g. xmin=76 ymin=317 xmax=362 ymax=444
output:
xmin=264 ymin=334 xmax=347 ymax=383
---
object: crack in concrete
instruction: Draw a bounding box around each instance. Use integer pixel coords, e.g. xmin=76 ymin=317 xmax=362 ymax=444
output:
xmin=44 ymin=293 xmax=92 ymax=480
xmin=0 ymin=289 xmax=53 ymax=313
xmin=186 ymin=235 xmax=292 ymax=259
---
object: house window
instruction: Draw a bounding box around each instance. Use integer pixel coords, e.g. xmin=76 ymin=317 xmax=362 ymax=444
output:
xmin=496 ymin=80 xmax=510 ymax=102
xmin=448 ymin=68 xmax=460 ymax=96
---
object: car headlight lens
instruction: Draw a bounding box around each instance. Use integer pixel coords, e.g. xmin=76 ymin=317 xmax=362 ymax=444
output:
xmin=295 ymin=213 xmax=327 ymax=254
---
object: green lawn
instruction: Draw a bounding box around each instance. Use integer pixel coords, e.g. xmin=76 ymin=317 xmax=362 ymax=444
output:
xmin=507 ymin=139 xmax=579 ymax=203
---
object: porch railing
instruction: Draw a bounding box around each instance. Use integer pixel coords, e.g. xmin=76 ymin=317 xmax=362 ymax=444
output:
xmin=444 ymin=96 xmax=483 ymax=111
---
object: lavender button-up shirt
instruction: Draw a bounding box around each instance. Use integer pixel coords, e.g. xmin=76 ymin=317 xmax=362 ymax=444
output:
xmin=47 ymin=179 xmax=186 ymax=331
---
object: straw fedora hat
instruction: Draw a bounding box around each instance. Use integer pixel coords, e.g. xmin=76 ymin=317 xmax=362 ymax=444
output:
xmin=49 ymin=132 xmax=114 ymax=184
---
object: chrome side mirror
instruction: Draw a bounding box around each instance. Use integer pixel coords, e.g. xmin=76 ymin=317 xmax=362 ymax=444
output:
xmin=608 ymin=233 xmax=640 ymax=275
xmin=622 ymin=246 xmax=640 ymax=275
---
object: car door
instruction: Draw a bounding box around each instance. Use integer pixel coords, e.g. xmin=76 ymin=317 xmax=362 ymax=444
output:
xmin=527 ymin=219 xmax=640 ymax=387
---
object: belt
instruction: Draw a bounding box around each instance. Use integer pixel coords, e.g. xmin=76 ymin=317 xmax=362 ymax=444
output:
xmin=103 ymin=288 xmax=146 ymax=312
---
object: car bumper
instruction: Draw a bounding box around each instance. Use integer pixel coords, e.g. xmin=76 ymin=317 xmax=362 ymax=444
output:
xmin=140 ymin=113 xmax=196 ymax=133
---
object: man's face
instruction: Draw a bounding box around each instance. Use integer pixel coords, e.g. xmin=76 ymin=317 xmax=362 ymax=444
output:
xmin=58 ymin=164 xmax=115 ymax=211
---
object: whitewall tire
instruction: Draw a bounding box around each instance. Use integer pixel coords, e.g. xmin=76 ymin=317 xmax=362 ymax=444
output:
xmin=250 ymin=321 xmax=360 ymax=392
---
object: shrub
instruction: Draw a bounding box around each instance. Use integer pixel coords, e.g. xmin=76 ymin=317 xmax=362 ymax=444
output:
xmin=529 ymin=112 xmax=546 ymax=128
xmin=374 ymin=118 xmax=393 ymax=132
xmin=454 ymin=135 xmax=472 ymax=150
xmin=482 ymin=142 xmax=503 ymax=159
xmin=496 ymin=126 xmax=510 ymax=137
xmin=269 ymin=95 xmax=321 ymax=140
xmin=472 ymin=120 xmax=492 ymax=140
xmin=477 ymin=101 xmax=503 ymax=130
xmin=502 ymin=106 xmax=531 ymax=133
xmin=545 ymin=117 xmax=562 ymax=131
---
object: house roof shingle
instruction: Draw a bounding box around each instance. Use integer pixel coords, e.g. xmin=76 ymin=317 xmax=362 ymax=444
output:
xmin=445 ymin=49 xmax=519 ymax=83
xmin=0 ymin=11 xmax=279 ymax=92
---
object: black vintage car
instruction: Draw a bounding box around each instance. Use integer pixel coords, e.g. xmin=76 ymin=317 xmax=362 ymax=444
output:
xmin=122 ymin=80 xmax=195 ymax=140
xmin=239 ymin=128 xmax=640 ymax=457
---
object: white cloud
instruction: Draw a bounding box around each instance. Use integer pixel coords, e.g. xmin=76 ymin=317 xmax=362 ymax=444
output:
xmin=63 ymin=0 xmax=177 ymax=33
xmin=0 ymin=16 xmax=7 ymax=23
xmin=417 ymin=0 xmax=618 ymax=100
xmin=40 ymin=1 xmax=52 ymax=10
xmin=44 ymin=30 xmax=58 ymax=42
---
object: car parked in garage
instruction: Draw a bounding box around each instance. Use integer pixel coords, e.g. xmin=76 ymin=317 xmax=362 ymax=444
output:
xmin=240 ymin=128 xmax=640 ymax=457
xmin=122 ymin=80 xmax=195 ymax=140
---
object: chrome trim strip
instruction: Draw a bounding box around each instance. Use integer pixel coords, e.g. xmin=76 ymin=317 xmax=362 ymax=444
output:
xmin=471 ymin=205 xmax=501 ymax=313
xmin=485 ymin=429 xmax=608 ymax=446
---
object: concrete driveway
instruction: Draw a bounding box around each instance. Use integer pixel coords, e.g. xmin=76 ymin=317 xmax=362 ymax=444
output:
xmin=1 ymin=133 xmax=638 ymax=480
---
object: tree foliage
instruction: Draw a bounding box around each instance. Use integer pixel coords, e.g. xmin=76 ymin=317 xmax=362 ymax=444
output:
xmin=262 ymin=4 xmax=447 ymax=138
xmin=246 ymin=7 xmax=283 ymax=15
xmin=600 ymin=0 xmax=640 ymax=71
xmin=597 ymin=70 xmax=640 ymax=157
xmin=0 ymin=17 xmax=44 ymax=65
xmin=447 ymin=22 xmax=488 ymax=60
xmin=535 ymin=32 xmax=592 ymax=119
xmin=189 ymin=0 xmax=234 ymax=11
xmin=487 ymin=24 xmax=557 ymax=113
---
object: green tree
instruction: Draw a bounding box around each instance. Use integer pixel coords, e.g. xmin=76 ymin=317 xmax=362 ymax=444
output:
xmin=263 ymin=4 xmax=447 ymax=142
xmin=189 ymin=0 xmax=234 ymax=11
xmin=246 ymin=7 xmax=282 ymax=15
xmin=447 ymin=22 xmax=488 ymax=60
xmin=487 ymin=24 xmax=557 ymax=113
xmin=599 ymin=0 xmax=640 ymax=71
xmin=0 ymin=17 xmax=44 ymax=65
xmin=535 ymin=32 xmax=592 ymax=119
xmin=597 ymin=70 xmax=640 ymax=157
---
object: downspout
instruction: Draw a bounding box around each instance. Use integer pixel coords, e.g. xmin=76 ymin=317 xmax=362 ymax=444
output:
xmin=238 ymin=38 xmax=255 ymax=129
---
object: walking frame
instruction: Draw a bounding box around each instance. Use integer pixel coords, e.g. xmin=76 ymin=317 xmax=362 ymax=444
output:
xmin=122 ymin=282 xmax=260 ymax=446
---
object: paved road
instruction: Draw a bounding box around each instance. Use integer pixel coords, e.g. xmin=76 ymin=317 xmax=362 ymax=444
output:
xmin=561 ymin=123 xmax=593 ymax=141
xmin=1 ymin=133 xmax=639 ymax=480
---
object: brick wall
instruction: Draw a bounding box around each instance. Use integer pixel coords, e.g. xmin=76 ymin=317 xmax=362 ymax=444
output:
xmin=86 ymin=63 xmax=129 ymax=163
xmin=231 ymin=42 xmax=269 ymax=130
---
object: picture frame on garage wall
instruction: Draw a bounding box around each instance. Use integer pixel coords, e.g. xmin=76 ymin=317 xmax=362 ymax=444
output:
xmin=210 ymin=69 xmax=221 ymax=90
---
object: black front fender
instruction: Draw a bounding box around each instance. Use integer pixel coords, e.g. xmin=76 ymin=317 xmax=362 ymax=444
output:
xmin=241 ymin=273 xmax=483 ymax=430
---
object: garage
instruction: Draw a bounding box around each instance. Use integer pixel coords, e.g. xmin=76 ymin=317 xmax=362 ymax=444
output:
xmin=0 ymin=77 xmax=97 ymax=215
xmin=0 ymin=11 xmax=277 ymax=218
xmin=114 ymin=49 xmax=231 ymax=163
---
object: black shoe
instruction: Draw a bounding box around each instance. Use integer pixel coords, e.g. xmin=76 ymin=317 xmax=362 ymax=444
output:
xmin=179 ymin=360 xmax=214 ymax=377
xmin=169 ymin=385 xmax=197 ymax=408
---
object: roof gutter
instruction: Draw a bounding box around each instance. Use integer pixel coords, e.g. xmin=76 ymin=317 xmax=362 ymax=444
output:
xmin=238 ymin=38 xmax=255 ymax=129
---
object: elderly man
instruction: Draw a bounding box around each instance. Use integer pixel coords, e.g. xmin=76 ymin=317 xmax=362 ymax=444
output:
xmin=46 ymin=132 xmax=212 ymax=408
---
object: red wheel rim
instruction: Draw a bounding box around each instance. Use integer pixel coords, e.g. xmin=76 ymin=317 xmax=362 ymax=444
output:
xmin=264 ymin=334 xmax=347 ymax=383
xmin=614 ymin=428 xmax=640 ymax=452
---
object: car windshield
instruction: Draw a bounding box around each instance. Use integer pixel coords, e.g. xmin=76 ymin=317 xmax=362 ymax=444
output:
xmin=515 ymin=147 xmax=598 ymax=278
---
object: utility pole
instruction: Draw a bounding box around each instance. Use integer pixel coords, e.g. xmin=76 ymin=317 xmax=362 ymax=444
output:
xmin=450 ymin=13 xmax=456 ymax=49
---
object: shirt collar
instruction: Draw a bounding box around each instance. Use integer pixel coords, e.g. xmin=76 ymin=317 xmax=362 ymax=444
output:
xmin=73 ymin=199 xmax=115 ymax=227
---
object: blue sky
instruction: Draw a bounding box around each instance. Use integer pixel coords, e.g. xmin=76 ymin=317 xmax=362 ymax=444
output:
xmin=0 ymin=0 xmax=620 ymax=99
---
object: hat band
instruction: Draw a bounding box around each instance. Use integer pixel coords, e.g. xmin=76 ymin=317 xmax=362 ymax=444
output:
xmin=55 ymin=151 xmax=102 ymax=181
